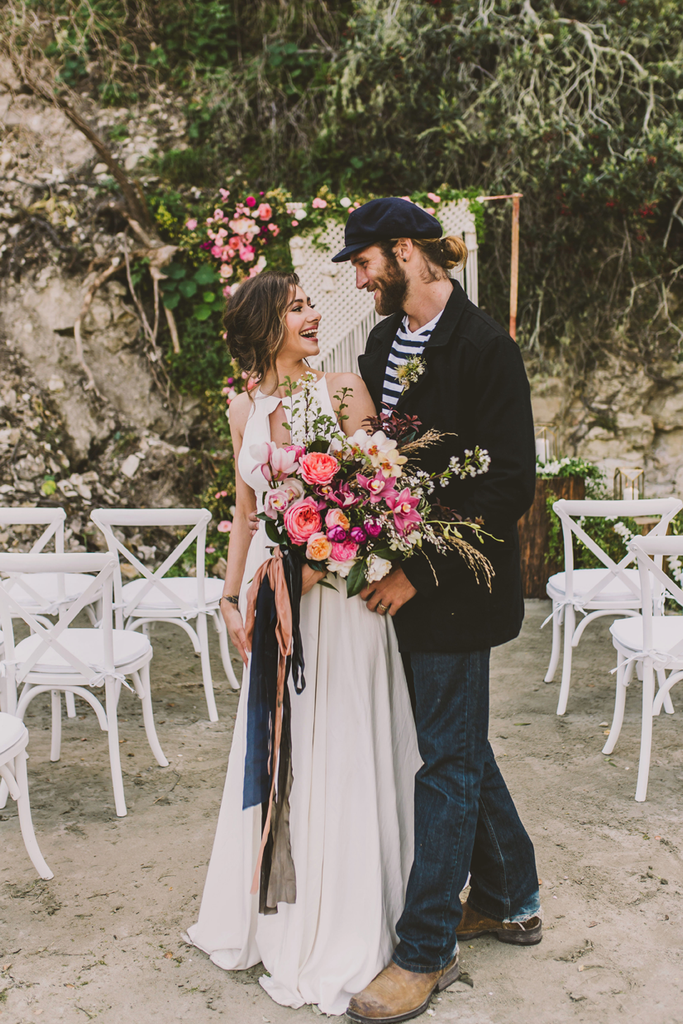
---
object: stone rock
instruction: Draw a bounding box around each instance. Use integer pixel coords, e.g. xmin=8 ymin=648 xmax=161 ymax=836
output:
xmin=120 ymin=454 xmax=141 ymax=479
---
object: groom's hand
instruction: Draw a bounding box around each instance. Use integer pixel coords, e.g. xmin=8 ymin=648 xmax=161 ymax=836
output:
xmin=361 ymin=567 xmax=417 ymax=616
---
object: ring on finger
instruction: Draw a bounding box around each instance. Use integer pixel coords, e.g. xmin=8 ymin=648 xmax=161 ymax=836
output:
xmin=377 ymin=601 xmax=388 ymax=614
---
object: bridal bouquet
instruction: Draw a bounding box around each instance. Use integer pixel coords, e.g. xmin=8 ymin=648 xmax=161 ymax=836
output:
xmin=252 ymin=374 xmax=494 ymax=595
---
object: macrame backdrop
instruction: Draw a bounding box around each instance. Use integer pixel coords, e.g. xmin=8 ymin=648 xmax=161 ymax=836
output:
xmin=288 ymin=199 xmax=479 ymax=373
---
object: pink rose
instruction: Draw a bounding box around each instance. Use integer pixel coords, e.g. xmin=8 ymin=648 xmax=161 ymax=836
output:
xmin=217 ymin=520 xmax=232 ymax=533
xmin=330 ymin=539 xmax=358 ymax=561
xmin=312 ymin=197 xmax=328 ymax=209
xmin=268 ymin=223 xmax=280 ymax=236
xmin=284 ymin=498 xmax=322 ymax=545
xmin=427 ymin=192 xmax=441 ymax=203
xmin=300 ymin=452 xmax=339 ymax=487
xmin=185 ymin=218 xmax=198 ymax=230
xmin=257 ymin=202 xmax=273 ymax=220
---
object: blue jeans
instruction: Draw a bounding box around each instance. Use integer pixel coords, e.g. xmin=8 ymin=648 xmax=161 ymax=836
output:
xmin=393 ymin=650 xmax=540 ymax=973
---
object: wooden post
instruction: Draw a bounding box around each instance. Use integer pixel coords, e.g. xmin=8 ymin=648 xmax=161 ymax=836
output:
xmin=509 ymin=193 xmax=521 ymax=341
xmin=518 ymin=476 xmax=586 ymax=598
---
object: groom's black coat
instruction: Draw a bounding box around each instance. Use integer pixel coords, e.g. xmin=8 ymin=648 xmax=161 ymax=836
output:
xmin=358 ymin=281 xmax=536 ymax=653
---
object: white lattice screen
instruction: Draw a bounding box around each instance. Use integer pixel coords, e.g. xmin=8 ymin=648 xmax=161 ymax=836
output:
xmin=288 ymin=199 xmax=479 ymax=373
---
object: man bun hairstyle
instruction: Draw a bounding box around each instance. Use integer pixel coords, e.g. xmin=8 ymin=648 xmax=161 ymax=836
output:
xmin=223 ymin=271 xmax=300 ymax=395
xmin=413 ymin=235 xmax=468 ymax=273
xmin=378 ymin=234 xmax=468 ymax=281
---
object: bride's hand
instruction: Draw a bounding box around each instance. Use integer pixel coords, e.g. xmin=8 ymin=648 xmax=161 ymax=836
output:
xmin=302 ymin=564 xmax=325 ymax=595
xmin=223 ymin=605 xmax=250 ymax=665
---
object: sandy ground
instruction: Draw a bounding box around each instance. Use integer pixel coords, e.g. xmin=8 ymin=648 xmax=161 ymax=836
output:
xmin=1 ymin=599 xmax=682 ymax=1024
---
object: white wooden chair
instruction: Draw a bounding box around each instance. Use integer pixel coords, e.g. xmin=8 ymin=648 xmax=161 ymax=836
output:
xmin=0 ymin=506 xmax=98 ymax=722
xmin=0 ymin=552 xmax=168 ymax=818
xmin=603 ymin=534 xmax=683 ymax=801
xmin=544 ymin=497 xmax=682 ymax=715
xmin=0 ymin=713 xmax=53 ymax=878
xmin=0 ymin=507 xmax=98 ymax=624
xmin=90 ymin=508 xmax=239 ymax=724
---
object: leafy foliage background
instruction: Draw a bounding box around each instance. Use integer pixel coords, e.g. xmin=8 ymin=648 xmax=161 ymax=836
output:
xmin=22 ymin=0 xmax=683 ymax=378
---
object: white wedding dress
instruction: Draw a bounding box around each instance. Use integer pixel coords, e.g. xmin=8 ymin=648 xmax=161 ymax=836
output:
xmin=185 ymin=375 xmax=421 ymax=1016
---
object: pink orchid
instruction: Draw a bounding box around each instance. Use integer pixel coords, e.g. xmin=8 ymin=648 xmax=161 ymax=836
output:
xmin=269 ymin=447 xmax=299 ymax=480
xmin=385 ymin=488 xmax=422 ymax=535
xmin=250 ymin=441 xmax=278 ymax=481
xmin=357 ymin=471 xmax=398 ymax=504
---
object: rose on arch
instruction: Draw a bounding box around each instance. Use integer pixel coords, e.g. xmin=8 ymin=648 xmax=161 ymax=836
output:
xmin=283 ymin=498 xmax=323 ymax=545
xmin=257 ymin=203 xmax=273 ymax=220
xmin=299 ymin=452 xmax=339 ymax=487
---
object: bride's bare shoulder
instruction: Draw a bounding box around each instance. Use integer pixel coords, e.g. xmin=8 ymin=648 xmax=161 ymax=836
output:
xmin=228 ymin=391 xmax=251 ymax=432
xmin=324 ymin=371 xmax=369 ymax=397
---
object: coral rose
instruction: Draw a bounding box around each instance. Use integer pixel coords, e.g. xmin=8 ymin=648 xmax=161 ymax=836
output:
xmin=306 ymin=532 xmax=332 ymax=561
xmin=283 ymin=498 xmax=322 ymax=545
xmin=299 ymin=452 xmax=339 ymax=487
xmin=325 ymin=508 xmax=350 ymax=532
xmin=330 ymin=539 xmax=358 ymax=562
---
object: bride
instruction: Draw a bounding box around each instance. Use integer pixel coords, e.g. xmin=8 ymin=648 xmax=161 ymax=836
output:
xmin=185 ymin=271 xmax=421 ymax=1016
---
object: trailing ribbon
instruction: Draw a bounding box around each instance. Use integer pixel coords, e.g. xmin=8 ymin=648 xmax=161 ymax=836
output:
xmin=243 ymin=546 xmax=305 ymax=914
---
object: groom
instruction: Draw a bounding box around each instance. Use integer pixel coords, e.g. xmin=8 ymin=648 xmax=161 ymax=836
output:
xmin=332 ymin=198 xmax=541 ymax=1023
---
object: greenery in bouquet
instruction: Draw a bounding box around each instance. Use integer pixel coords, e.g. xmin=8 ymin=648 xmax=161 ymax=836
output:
xmin=252 ymin=374 xmax=494 ymax=598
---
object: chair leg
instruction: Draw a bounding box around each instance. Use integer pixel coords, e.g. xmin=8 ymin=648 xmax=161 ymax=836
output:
xmin=214 ymin=612 xmax=240 ymax=691
xmin=14 ymin=749 xmax=53 ymax=879
xmin=657 ymin=668 xmax=675 ymax=714
xmin=603 ymin=654 xmax=634 ymax=755
xmin=65 ymin=691 xmax=77 ymax=718
xmin=196 ymin=612 xmax=219 ymax=722
xmin=50 ymin=690 xmax=62 ymax=762
xmin=104 ymin=677 xmax=127 ymax=817
xmin=556 ymin=605 xmax=576 ymax=716
xmin=133 ymin=665 xmax=169 ymax=768
xmin=544 ymin=602 xmax=562 ymax=683
xmin=635 ymin=661 xmax=656 ymax=802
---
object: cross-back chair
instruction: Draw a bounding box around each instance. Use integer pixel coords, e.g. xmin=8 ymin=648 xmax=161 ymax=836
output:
xmin=544 ymin=497 xmax=682 ymax=715
xmin=603 ymin=534 xmax=683 ymax=800
xmin=0 ymin=552 xmax=168 ymax=817
xmin=0 ymin=713 xmax=53 ymax=878
xmin=90 ymin=508 xmax=239 ymax=724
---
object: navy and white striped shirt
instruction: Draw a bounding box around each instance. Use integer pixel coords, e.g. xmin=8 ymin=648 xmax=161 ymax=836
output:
xmin=381 ymin=311 xmax=443 ymax=408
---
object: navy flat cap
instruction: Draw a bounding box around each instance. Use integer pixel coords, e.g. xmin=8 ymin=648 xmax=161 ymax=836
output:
xmin=331 ymin=197 xmax=443 ymax=262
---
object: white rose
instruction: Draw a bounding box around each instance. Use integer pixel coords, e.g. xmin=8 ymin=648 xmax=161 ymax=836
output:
xmin=328 ymin=557 xmax=356 ymax=578
xmin=340 ymin=197 xmax=352 ymax=208
xmin=366 ymin=553 xmax=392 ymax=582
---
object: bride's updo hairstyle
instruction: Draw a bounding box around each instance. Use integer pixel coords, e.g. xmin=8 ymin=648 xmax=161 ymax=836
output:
xmin=223 ymin=270 xmax=300 ymax=393
xmin=379 ymin=235 xmax=468 ymax=283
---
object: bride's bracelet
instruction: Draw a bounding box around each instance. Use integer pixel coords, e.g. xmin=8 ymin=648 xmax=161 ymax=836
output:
xmin=220 ymin=594 xmax=239 ymax=607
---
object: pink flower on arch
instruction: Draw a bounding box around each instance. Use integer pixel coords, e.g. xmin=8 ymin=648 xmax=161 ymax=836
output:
xmin=185 ymin=218 xmax=198 ymax=231
xmin=312 ymin=197 xmax=328 ymax=209
xmin=257 ymin=202 xmax=273 ymax=220
xmin=217 ymin=520 xmax=232 ymax=533
xmin=427 ymin=192 xmax=441 ymax=203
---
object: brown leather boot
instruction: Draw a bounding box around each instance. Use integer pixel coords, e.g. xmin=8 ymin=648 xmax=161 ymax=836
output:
xmin=346 ymin=954 xmax=459 ymax=1023
xmin=457 ymin=900 xmax=542 ymax=945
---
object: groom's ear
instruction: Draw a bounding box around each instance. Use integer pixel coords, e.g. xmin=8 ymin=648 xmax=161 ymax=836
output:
xmin=394 ymin=238 xmax=414 ymax=263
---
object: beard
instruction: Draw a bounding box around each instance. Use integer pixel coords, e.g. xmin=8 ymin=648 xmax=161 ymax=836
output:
xmin=371 ymin=255 xmax=408 ymax=315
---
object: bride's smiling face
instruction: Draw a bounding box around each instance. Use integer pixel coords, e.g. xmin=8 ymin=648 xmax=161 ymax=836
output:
xmin=279 ymin=285 xmax=321 ymax=362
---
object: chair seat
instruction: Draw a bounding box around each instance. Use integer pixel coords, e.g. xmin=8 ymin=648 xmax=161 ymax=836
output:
xmin=610 ymin=614 xmax=683 ymax=659
xmin=547 ymin=568 xmax=641 ymax=605
xmin=122 ymin=576 xmax=224 ymax=613
xmin=2 ymin=573 xmax=95 ymax=610
xmin=15 ymin=628 xmax=151 ymax=675
xmin=0 ymin=711 xmax=28 ymax=757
